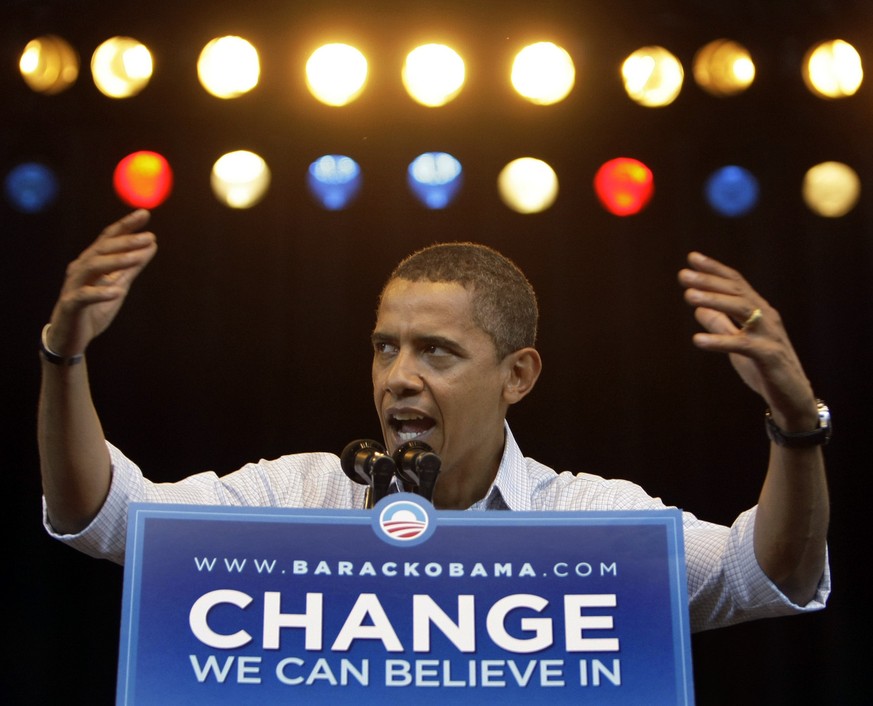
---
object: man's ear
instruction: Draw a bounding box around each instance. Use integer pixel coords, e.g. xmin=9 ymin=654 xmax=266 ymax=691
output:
xmin=503 ymin=347 xmax=542 ymax=405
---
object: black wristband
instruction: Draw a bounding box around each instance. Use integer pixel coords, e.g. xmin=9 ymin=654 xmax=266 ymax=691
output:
xmin=39 ymin=324 xmax=84 ymax=366
xmin=765 ymin=400 xmax=832 ymax=448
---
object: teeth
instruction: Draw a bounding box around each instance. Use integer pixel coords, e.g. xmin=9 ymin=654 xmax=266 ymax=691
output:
xmin=392 ymin=413 xmax=424 ymax=421
xmin=398 ymin=430 xmax=425 ymax=441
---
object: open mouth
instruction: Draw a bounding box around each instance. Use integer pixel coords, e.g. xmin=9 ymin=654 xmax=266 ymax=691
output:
xmin=389 ymin=413 xmax=436 ymax=442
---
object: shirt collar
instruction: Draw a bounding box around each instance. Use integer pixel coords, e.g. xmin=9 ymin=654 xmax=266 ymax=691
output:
xmin=469 ymin=422 xmax=531 ymax=511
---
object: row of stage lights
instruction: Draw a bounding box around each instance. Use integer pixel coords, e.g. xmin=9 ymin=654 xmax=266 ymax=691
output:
xmin=18 ymin=34 xmax=866 ymax=106
xmin=4 ymin=150 xmax=862 ymax=218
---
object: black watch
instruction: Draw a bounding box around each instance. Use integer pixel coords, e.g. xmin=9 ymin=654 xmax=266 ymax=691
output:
xmin=765 ymin=400 xmax=832 ymax=448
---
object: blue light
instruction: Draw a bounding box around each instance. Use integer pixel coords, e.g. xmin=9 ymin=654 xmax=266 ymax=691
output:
xmin=5 ymin=162 xmax=59 ymax=213
xmin=705 ymin=166 xmax=759 ymax=217
xmin=307 ymin=155 xmax=362 ymax=210
xmin=408 ymin=152 xmax=463 ymax=209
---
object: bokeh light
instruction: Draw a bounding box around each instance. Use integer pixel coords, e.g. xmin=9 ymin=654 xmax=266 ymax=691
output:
xmin=407 ymin=152 xmax=463 ymax=209
xmin=622 ymin=46 xmax=684 ymax=107
xmin=306 ymin=44 xmax=368 ymax=106
xmin=211 ymin=151 xmax=271 ymax=208
xmin=594 ymin=157 xmax=654 ymax=216
xmin=802 ymin=161 xmax=860 ymax=217
xmin=113 ymin=151 xmax=173 ymax=208
xmin=511 ymin=42 xmax=575 ymax=105
xmin=497 ymin=158 xmax=559 ymax=214
xmin=198 ymin=36 xmax=260 ymax=99
xmin=307 ymin=155 xmax=362 ymax=210
xmin=91 ymin=37 xmax=153 ymax=98
xmin=5 ymin=162 xmax=59 ymax=213
xmin=402 ymin=44 xmax=466 ymax=107
xmin=803 ymin=40 xmax=863 ymax=99
xmin=705 ymin=166 xmax=759 ymax=217
xmin=19 ymin=35 xmax=79 ymax=94
xmin=693 ymin=39 xmax=755 ymax=97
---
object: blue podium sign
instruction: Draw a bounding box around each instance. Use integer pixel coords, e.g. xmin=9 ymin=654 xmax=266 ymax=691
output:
xmin=117 ymin=495 xmax=694 ymax=704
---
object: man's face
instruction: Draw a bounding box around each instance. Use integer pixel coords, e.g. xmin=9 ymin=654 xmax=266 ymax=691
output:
xmin=372 ymin=278 xmax=513 ymax=487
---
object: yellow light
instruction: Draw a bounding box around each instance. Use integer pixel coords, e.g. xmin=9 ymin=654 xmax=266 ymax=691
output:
xmin=402 ymin=44 xmax=465 ymax=107
xmin=211 ymin=151 xmax=271 ymax=209
xmin=803 ymin=40 xmax=863 ymax=99
xmin=693 ymin=39 xmax=755 ymax=97
xmin=497 ymin=158 xmax=559 ymax=214
xmin=511 ymin=42 xmax=575 ymax=105
xmin=198 ymin=36 xmax=260 ymax=99
xmin=19 ymin=35 xmax=79 ymax=95
xmin=622 ymin=46 xmax=684 ymax=107
xmin=91 ymin=37 xmax=153 ymax=98
xmin=306 ymin=44 xmax=368 ymax=106
xmin=802 ymin=161 xmax=860 ymax=217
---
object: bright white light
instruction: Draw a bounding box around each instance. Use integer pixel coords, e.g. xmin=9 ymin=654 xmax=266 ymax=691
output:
xmin=402 ymin=44 xmax=465 ymax=107
xmin=497 ymin=158 xmax=559 ymax=214
xmin=804 ymin=40 xmax=863 ymax=98
xmin=91 ymin=37 xmax=153 ymax=98
xmin=622 ymin=46 xmax=684 ymax=107
xmin=211 ymin=151 xmax=271 ymax=209
xmin=511 ymin=42 xmax=575 ymax=105
xmin=306 ymin=44 xmax=368 ymax=106
xmin=198 ymin=36 xmax=260 ymax=99
xmin=802 ymin=161 xmax=860 ymax=217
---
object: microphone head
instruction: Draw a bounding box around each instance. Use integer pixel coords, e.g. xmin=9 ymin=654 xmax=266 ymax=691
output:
xmin=340 ymin=439 xmax=387 ymax=485
xmin=392 ymin=440 xmax=441 ymax=486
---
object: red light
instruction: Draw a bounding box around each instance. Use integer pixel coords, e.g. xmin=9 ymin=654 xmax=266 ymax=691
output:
xmin=113 ymin=151 xmax=173 ymax=208
xmin=593 ymin=158 xmax=654 ymax=216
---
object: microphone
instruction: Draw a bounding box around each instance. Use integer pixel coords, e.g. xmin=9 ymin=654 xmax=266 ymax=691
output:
xmin=392 ymin=440 xmax=441 ymax=502
xmin=340 ymin=439 xmax=397 ymax=508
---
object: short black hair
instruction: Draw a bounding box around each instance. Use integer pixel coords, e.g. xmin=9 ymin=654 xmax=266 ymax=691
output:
xmin=383 ymin=242 xmax=538 ymax=358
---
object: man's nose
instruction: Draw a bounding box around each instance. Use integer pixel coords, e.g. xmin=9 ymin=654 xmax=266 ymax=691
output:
xmin=384 ymin=349 xmax=424 ymax=396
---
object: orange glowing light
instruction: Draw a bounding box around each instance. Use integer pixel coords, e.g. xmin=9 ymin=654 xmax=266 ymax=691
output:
xmin=593 ymin=158 xmax=654 ymax=216
xmin=113 ymin=151 xmax=173 ymax=208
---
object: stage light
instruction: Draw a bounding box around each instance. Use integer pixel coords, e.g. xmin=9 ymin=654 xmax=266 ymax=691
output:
xmin=407 ymin=152 xmax=463 ymax=209
xmin=594 ymin=157 xmax=654 ymax=216
xmin=802 ymin=161 xmax=860 ymax=217
xmin=497 ymin=158 xmax=558 ymax=214
xmin=402 ymin=44 xmax=465 ymax=107
xmin=198 ymin=36 xmax=260 ymax=99
xmin=306 ymin=44 xmax=368 ymax=106
xmin=91 ymin=37 xmax=153 ymax=98
xmin=622 ymin=46 xmax=684 ymax=107
xmin=211 ymin=151 xmax=271 ymax=209
xmin=4 ymin=162 xmax=59 ymax=213
xmin=307 ymin=155 xmax=362 ymax=210
xmin=693 ymin=40 xmax=755 ymax=97
xmin=19 ymin=35 xmax=79 ymax=94
xmin=511 ymin=42 xmax=575 ymax=105
xmin=113 ymin=151 xmax=173 ymax=208
xmin=705 ymin=166 xmax=759 ymax=217
xmin=803 ymin=40 xmax=863 ymax=99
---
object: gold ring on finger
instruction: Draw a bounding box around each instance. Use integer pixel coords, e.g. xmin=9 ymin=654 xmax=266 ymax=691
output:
xmin=742 ymin=307 xmax=763 ymax=330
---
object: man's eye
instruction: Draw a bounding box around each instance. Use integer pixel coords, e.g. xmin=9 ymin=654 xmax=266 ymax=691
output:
xmin=424 ymin=344 xmax=450 ymax=356
xmin=374 ymin=341 xmax=398 ymax=355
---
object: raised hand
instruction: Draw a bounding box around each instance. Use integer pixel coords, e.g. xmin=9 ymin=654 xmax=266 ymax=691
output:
xmin=678 ymin=251 xmax=817 ymax=429
xmin=46 ymin=210 xmax=157 ymax=358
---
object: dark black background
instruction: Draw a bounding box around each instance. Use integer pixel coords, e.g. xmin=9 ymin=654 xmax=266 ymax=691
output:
xmin=3 ymin=0 xmax=869 ymax=703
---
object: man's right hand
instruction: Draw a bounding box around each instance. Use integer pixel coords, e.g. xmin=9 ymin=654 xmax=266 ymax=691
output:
xmin=46 ymin=209 xmax=157 ymax=357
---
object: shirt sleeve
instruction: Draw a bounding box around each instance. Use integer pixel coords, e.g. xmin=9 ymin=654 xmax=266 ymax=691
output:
xmin=43 ymin=441 xmax=366 ymax=564
xmin=684 ymin=505 xmax=830 ymax=632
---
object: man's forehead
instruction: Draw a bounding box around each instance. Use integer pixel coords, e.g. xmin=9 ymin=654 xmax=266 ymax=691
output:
xmin=374 ymin=279 xmax=480 ymax=332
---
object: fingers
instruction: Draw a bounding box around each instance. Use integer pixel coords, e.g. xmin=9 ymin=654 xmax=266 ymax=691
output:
xmin=99 ymin=209 xmax=151 ymax=239
xmin=678 ymin=252 xmax=768 ymax=330
xmin=65 ymin=215 xmax=157 ymax=293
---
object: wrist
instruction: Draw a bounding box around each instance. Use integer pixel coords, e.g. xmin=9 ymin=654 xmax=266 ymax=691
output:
xmin=39 ymin=324 xmax=84 ymax=366
xmin=765 ymin=399 xmax=832 ymax=448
